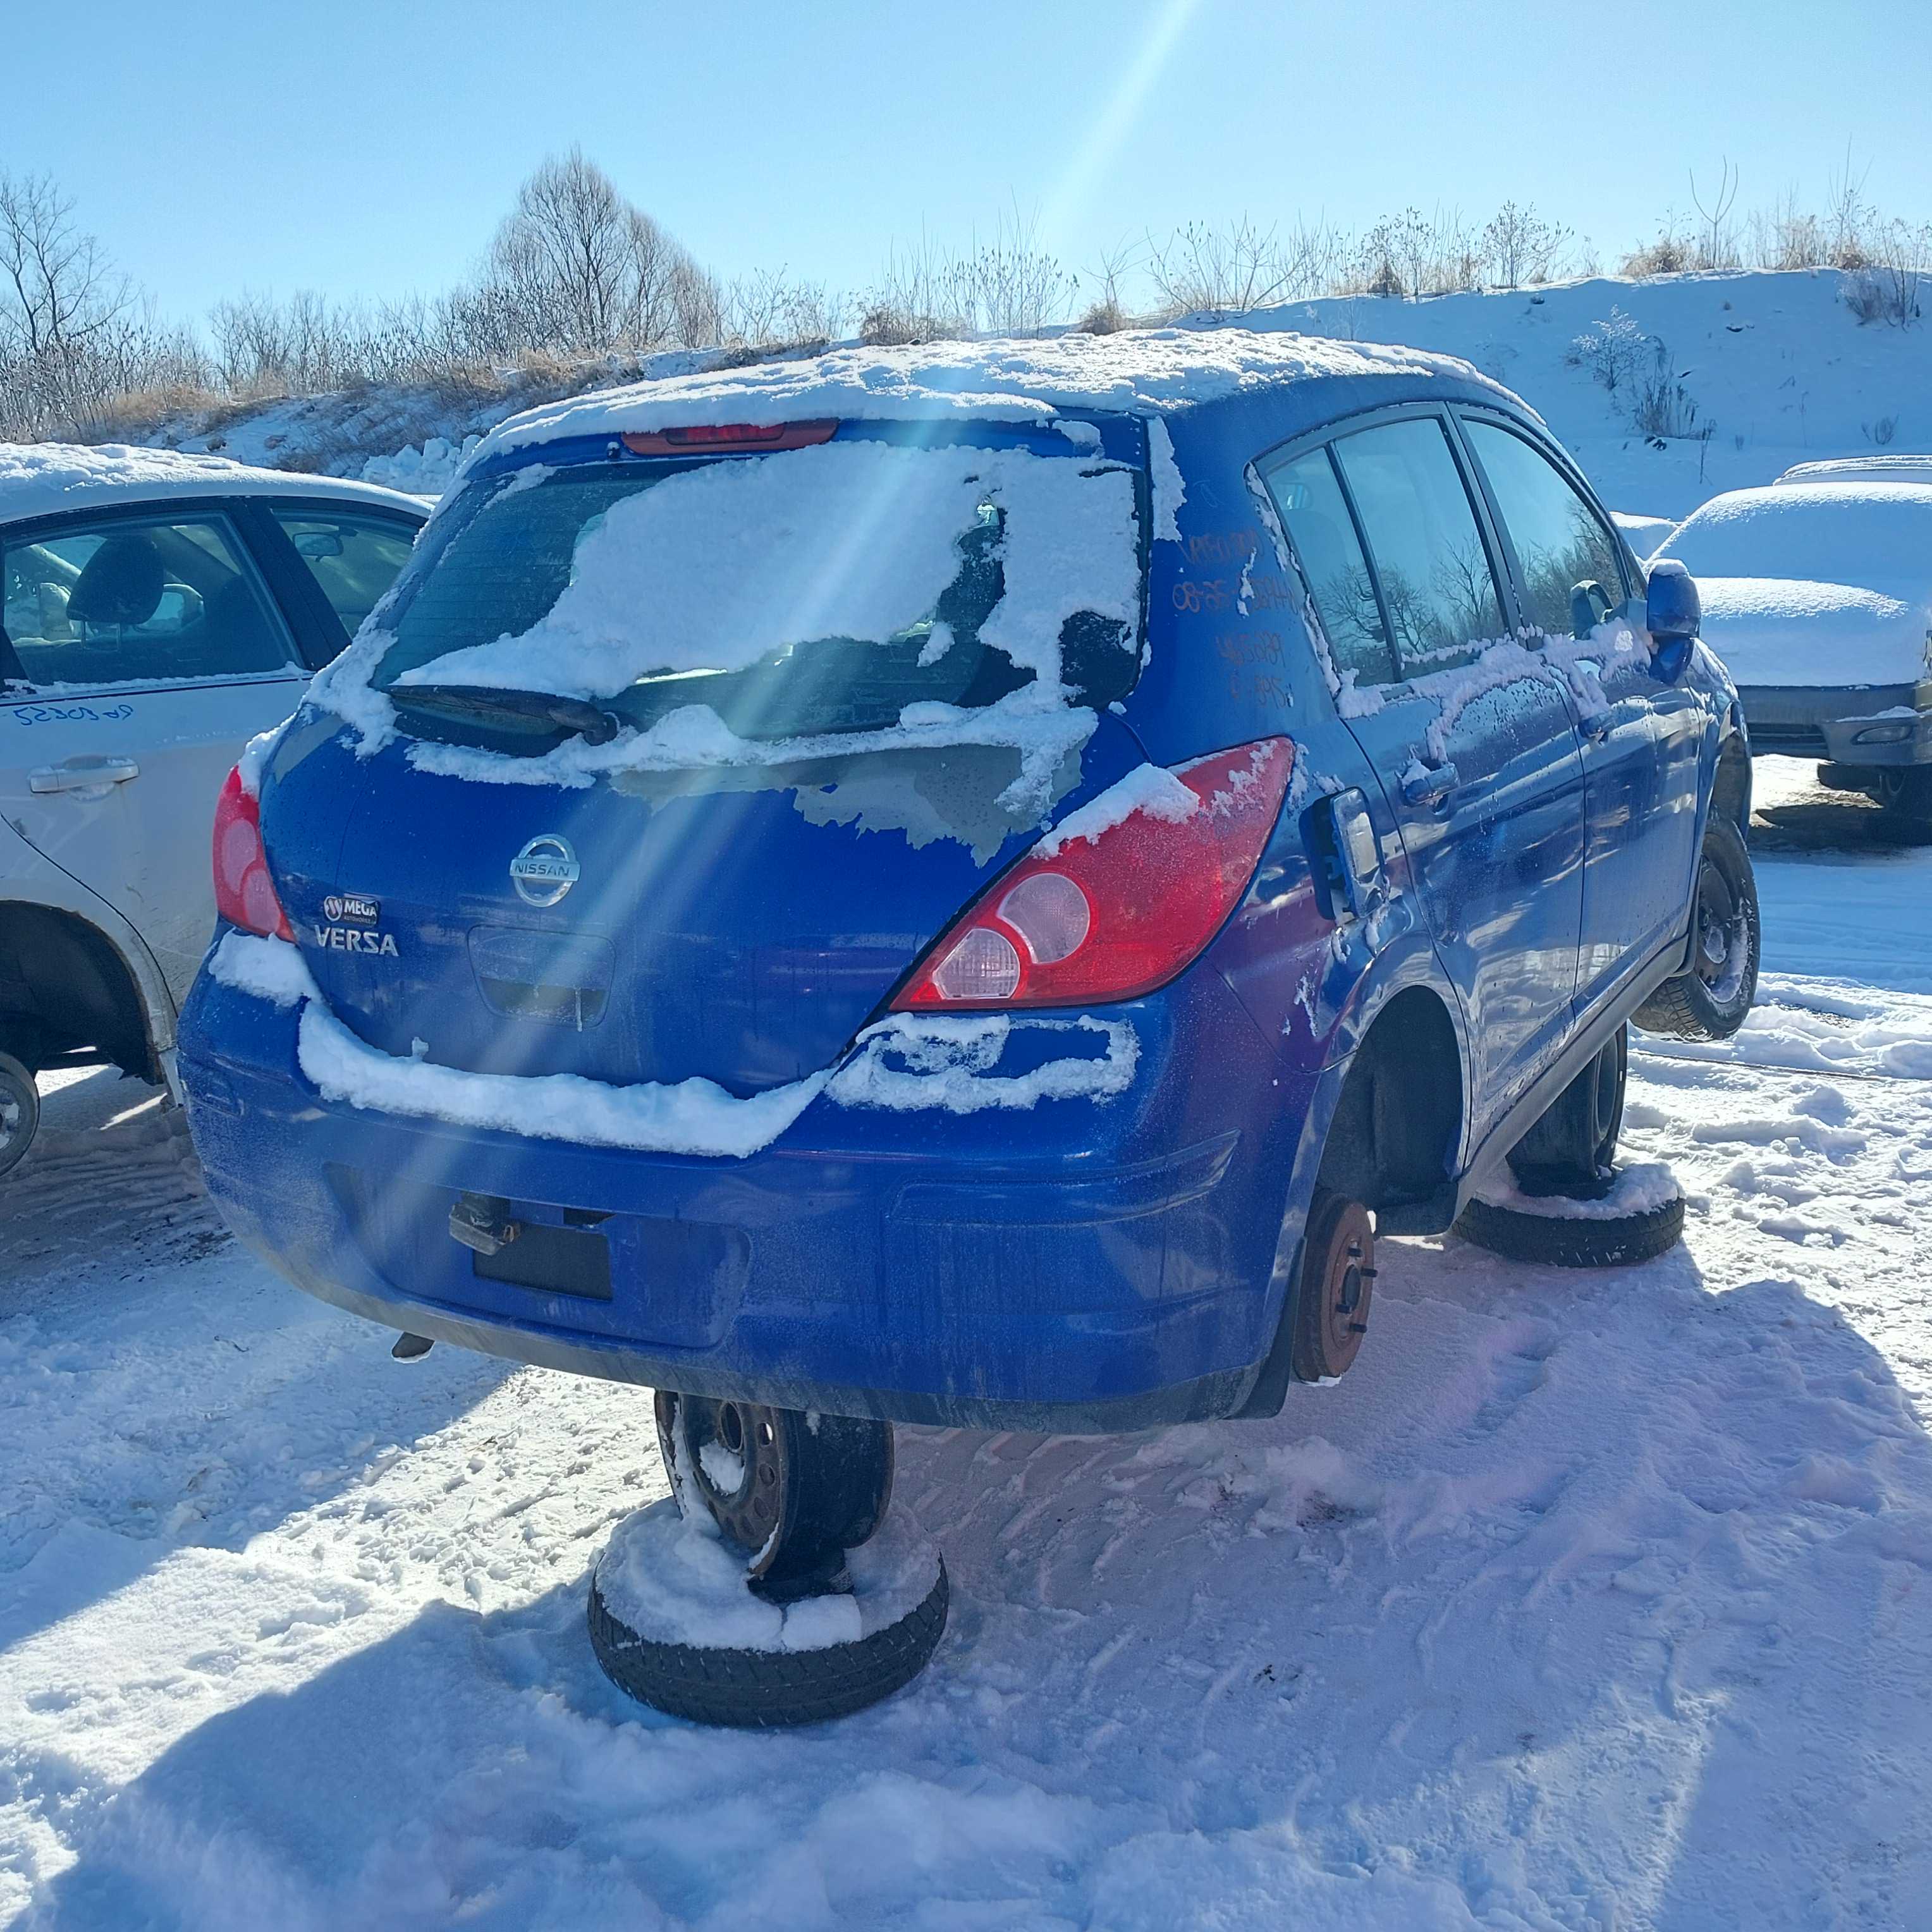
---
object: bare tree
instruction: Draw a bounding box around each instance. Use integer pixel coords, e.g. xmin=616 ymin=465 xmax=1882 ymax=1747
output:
xmin=857 ymin=208 xmax=1075 ymax=343
xmin=0 ymin=172 xmax=135 ymax=362
xmin=467 ymin=149 xmax=712 ymax=355
xmin=1689 ymin=159 xmax=1742 ymax=269
xmin=0 ymin=171 xmax=216 ymax=438
xmin=1079 ymin=240 xmax=1139 ymax=333
xmin=1481 ymin=202 xmax=1571 ymax=289
xmin=1145 ymin=219 xmax=1298 ymax=315
xmin=719 ymin=267 xmax=845 ymax=349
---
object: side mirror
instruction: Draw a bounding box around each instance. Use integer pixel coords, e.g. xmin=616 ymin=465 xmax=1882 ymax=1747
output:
xmin=1645 ymin=558 xmax=1699 ymax=681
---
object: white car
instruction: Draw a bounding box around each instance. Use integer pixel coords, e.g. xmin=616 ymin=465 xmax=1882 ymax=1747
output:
xmin=1610 ymin=508 xmax=1677 ymax=559
xmin=0 ymin=444 xmax=426 ymax=1173
xmin=1653 ymin=479 xmax=1932 ymax=820
xmin=1776 ymin=455 xmax=1932 ymax=487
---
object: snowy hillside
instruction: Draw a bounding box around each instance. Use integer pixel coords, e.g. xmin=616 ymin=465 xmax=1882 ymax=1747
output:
xmin=1250 ymin=269 xmax=1932 ymax=519
xmin=140 ymin=269 xmax=1932 ymax=520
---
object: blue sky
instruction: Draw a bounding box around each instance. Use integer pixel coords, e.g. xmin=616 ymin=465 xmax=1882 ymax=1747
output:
xmin=8 ymin=0 xmax=1928 ymax=320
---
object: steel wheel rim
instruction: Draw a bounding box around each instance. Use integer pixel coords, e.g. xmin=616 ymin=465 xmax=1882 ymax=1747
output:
xmin=679 ymin=1397 xmax=788 ymax=1564
xmin=1693 ymin=857 xmax=1741 ymax=988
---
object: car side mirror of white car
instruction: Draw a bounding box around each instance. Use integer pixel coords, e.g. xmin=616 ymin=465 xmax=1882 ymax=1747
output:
xmin=1645 ymin=559 xmax=1700 ymax=682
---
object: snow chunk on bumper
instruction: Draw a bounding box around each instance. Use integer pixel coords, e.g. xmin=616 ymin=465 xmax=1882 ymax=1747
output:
xmin=207 ymin=934 xmax=826 ymax=1158
xmin=207 ymin=936 xmax=1139 ymax=1151
xmin=829 ymin=1014 xmax=1139 ymax=1113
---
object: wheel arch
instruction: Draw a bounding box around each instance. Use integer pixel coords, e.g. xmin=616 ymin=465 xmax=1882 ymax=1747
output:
xmin=1234 ymin=972 xmax=1467 ymax=1420
xmin=0 ymin=898 xmax=166 ymax=1080
xmin=1316 ymin=982 xmax=1466 ymax=1221
xmin=1711 ymin=728 xmax=1752 ymax=835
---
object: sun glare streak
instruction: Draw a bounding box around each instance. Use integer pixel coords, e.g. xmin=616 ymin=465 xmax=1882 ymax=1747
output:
xmin=1038 ymin=0 xmax=1208 ymax=255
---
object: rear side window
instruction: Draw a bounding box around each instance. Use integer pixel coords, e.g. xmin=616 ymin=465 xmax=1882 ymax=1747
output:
xmin=270 ymin=508 xmax=417 ymax=639
xmin=1462 ymin=421 xmax=1627 ymax=638
xmin=1263 ymin=448 xmax=1398 ymax=688
xmin=1331 ymin=420 xmax=1507 ymax=676
xmin=0 ymin=513 xmax=295 ymax=690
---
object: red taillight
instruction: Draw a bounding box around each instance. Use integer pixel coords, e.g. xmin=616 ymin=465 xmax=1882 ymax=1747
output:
xmin=212 ymin=766 xmax=293 ymax=941
xmin=619 ymin=420 xmax=838 ymax=456
xmin=894 ymin=738 xmax=1295 ymax=1011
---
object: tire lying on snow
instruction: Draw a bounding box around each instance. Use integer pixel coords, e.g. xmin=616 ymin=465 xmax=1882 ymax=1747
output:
xmin=0 ymin=1051 xmax=39 ymax=1180
xmin=1454 ymin=1162 xmax=1686 ymax=1269
xmin=587 ymin=1497 xmax=948 ymax=1727
xmin=1634 ymin=814 xmax=1759 ymax=1042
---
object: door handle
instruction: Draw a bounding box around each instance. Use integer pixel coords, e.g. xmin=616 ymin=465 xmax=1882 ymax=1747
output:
xmin=1401 ymin=759 xmax=1459 ymax=807
xmin=28 ymin=757 xmax=140 ymax=794
xmin=1580 ymin=711 xmax=1613 ymax=743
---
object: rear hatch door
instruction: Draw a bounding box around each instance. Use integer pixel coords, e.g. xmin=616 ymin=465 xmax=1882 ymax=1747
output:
xmin=264 ymin=415 xmax=1151 ymax=1093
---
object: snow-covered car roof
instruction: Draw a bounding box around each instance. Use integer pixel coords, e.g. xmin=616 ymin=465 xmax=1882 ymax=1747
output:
xmin=1658 ymin=479 xmax=1932 ymax=584
xmin=0 ymin=443 xmax=430 ymax=529
xmin=1776 ymin=454 xmax=1932 ymax=486
xmin=464 ymin=327 xmax=1512 ymax=472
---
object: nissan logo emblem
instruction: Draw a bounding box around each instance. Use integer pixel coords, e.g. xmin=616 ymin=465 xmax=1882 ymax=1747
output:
xmin=509 ymin=833 xmax=580 ymax=907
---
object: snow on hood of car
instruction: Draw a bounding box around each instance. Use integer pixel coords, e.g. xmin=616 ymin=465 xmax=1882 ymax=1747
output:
xmin=458 ymin=327 xmax=1482 ymax=471
xmin=1694 ymin=575 xmax=1929 ymax=687
xmin=393 ymin=439 xmax=1139 ymax=699
xmin=0 ymin=441 xmax=425 ymax=525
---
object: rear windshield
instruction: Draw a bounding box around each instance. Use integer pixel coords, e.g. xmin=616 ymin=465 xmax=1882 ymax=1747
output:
xmin=372 ymin=431 xmax=1146 ymax=741
xmin=1657 ymin=486 xmax=1932 ymax=586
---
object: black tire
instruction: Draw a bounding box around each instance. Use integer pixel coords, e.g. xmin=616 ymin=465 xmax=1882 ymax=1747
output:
xmin=588 ymin=1551 xmax=949 ymax=1728
xmin=1455 ymin=1191 xmax=1685 ymax=1269
xmin=1871 ymin=767 xmax=1932 ymax=826
xmin=1633 ymin=814 xmax=1758 ymax=1041
xmin=0 ymin=1051 xmax=40 ymax=1180
xmin=1507 ymin=1025 xmax=1626 ymax=1194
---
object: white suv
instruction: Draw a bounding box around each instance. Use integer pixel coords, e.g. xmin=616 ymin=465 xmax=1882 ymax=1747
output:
xmin=0 ymin=444 xmax=426 ymax=1173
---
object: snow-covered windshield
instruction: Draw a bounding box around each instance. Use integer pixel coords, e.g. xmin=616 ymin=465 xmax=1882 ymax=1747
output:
xmin=1657 ymin=484 xmax=1932 ymax=586
xmin=372 ymin=434 xmax=1144 ymax=742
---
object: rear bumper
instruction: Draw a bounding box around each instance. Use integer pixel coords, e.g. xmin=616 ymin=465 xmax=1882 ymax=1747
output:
xmin=178 ymin=964 xmax=1313 ymax=1431
xmin=1738 ymin=680 xmax=1932 ymax=765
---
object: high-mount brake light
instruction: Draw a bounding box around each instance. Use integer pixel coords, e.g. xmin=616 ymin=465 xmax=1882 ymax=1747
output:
xmin=894 ymin=738 xmax=1296 ymax=1012
xmin=212 ymin=766 xmax=293 ymax=941
xmin=619 ymin=420 xmax=838 ymax=456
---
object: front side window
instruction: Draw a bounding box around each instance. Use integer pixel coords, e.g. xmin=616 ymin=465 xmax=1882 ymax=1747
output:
xmin=270 ymin=507 xmax=418 ymax=640
xmin=1 ymin=513 xmax=294 ymax=690
xmin=1263 ymin=447 xmax=1398 ymax=688
xmin=1463 ymin=420 xmax=1627 ymax=639
xmin=1330 ymin=419 xmax=1508 ymax=676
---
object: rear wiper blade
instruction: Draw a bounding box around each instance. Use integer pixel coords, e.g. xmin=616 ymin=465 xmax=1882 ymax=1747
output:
xmin=387 ymin=683 xmax=622 ymax=746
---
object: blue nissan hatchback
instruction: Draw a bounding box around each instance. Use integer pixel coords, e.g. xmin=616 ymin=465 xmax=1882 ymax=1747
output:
xmin=180 ymin=331 xmax=1755 ymax=1593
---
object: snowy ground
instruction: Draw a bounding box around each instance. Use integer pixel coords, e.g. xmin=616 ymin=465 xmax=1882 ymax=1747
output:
xmin=3 ymin=759 xmax=1929 ymax=1929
